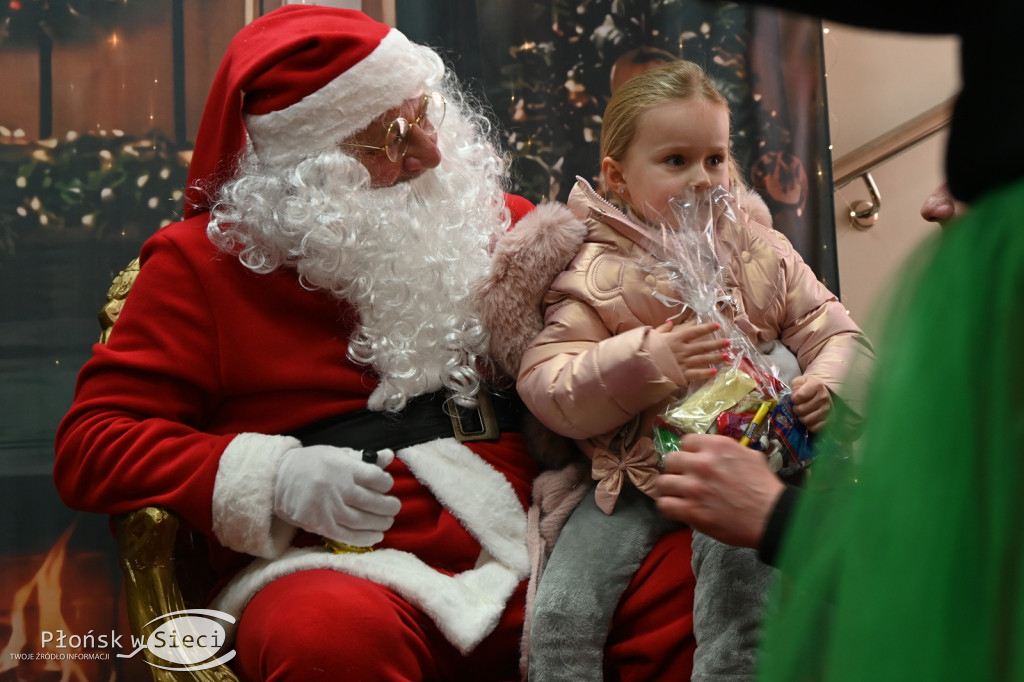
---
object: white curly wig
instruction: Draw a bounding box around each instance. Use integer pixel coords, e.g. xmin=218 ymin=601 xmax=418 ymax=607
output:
xmin=206 ymin=73 xmax=511 ymax=412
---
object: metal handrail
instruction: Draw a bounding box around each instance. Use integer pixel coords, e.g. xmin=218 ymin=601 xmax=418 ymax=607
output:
xmin=832 ymin=96 xmax=955 ymax=189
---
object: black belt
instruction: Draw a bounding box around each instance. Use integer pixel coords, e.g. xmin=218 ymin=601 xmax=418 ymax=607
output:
xmin=289 ymin=389 xmax=526 ymax=452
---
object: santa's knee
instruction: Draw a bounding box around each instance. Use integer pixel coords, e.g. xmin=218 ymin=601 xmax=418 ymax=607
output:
xmin=234 ymin=570 xmax=438 ymax=681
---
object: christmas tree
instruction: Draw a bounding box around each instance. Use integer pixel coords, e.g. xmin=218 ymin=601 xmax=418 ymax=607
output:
xmin=490 ymin=0 xmax=796 ymax=204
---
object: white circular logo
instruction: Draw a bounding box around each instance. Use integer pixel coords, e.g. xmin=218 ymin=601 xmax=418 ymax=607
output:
xmin=139 ymin=609 xmax=236 ymax=671
xmin=147 ymin=616 xmax=226 ymax=665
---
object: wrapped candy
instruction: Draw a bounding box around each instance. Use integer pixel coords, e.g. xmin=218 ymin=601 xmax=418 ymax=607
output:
xmin=650 ymin=187 xmax=813 ymax=473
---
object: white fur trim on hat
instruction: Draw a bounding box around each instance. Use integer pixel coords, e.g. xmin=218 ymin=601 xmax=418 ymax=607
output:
xmin=212 ymin=432 xmax=300 ymax=559
xmin=245 ymin=30 xmax=444 ymax=168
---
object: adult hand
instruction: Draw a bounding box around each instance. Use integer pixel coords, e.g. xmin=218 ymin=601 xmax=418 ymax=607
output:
xmin=653 ymin=433 xmax=784 ymax=549
xmin=654 ymin=320 xmax=730 ymax=384
xmin=274 ymin=445 xmax=401 ymax=547
xmin=790 ymin=374 xmax=832 ymax=433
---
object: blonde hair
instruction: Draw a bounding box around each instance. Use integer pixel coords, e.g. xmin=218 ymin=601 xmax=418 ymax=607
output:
xmin=599 ymin=60 xmax=744 ymax=205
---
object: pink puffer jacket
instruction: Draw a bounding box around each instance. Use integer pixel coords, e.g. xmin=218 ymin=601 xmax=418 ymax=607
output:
xmin=508 ymin=178 xmax=872 ymax=514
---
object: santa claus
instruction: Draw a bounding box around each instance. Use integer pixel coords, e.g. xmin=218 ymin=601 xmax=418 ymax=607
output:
xmin=54 ymin=6 xmax=697 ymax=680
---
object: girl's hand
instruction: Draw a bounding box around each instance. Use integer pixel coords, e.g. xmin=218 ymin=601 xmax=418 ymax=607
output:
xmin=655 ymin=320 xmax=730 ymax=384
xmin=790 ymin=374 xmax=832 ymax=433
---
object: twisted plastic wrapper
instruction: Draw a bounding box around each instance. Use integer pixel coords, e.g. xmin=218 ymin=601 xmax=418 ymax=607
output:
xmin=649 ymin=186 xmax=812 ymax=470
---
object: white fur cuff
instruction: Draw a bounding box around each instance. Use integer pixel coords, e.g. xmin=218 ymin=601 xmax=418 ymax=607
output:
xmin=212 ymin=546 xmax=521 ymax=654
xmin=211 ymin=437 xmax=531 ymax=653
xmin=212 ymin=432 xmax=300 ymax=559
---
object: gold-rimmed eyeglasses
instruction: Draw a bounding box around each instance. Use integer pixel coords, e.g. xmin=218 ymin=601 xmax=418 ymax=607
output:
xmin=343 ymin=92 xmax=446 ymax=163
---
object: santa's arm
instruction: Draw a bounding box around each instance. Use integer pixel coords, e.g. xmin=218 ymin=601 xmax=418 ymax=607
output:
xmin=54 ymin=231 xmax=296 ymax=558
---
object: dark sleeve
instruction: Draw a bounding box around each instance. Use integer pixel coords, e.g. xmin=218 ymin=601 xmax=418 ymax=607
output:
xmin=757 ymin=484 xmax=800 ymax=567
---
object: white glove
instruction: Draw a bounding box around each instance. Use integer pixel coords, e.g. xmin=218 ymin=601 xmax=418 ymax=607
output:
xmin=273 ymin=445 xmax=401 ymax=547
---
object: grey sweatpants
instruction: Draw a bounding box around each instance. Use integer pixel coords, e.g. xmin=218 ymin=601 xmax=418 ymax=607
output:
xmin=527 ymin=484 xmax=678 ymax=681
xmin=690 ymin=530 xmax=776 ymax=682
xmin=528 ymin=487 xmax=776 ymax=681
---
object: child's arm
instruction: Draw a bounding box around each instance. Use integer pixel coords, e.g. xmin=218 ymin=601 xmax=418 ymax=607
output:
xmin=728 ymin=192 xmax=872 ymax=415
xmin=656 ymin=319 xmax=730 ymax=384
xmin=517 ymin=299 xmax=724 ymax=441
xmin=771 ymin=232 xmax=874 ymax=422
xmin=790 ymin=374 xmax=831 ymax=432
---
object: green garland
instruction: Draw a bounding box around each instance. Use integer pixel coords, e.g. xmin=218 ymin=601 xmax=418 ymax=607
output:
xmin=0 ymin=129 xmax=188 ymax=255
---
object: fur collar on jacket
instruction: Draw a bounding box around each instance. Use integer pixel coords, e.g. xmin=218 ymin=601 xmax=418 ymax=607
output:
xmin=475 ymin=180 xmax=773 ymax=468
xmin=475 ymin=180 xmax=770 ymax=466
xmin=477 ymin=179 xmax=772 ymax=379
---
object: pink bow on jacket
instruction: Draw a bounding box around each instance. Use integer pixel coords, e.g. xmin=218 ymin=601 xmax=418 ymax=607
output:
xmin=592 ymin=436 xmax=661 ymax=514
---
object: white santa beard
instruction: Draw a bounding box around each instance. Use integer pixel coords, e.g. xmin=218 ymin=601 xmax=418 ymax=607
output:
xmin=318 ymin=172 xmax=496 ymax=412
xmin=212 ymin=117 xmax=508 ymax=412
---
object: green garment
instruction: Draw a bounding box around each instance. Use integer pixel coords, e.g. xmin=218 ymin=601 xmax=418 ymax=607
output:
xmin=759 ymin=178 xmax=1024 ymax=681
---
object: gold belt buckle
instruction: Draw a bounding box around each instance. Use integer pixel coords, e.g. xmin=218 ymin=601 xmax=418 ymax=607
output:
xmin=447 ymin=390 xmax=500 ymax=442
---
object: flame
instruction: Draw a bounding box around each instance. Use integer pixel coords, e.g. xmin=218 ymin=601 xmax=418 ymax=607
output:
xmin=0 ymin=523 xmax=92 ymax=681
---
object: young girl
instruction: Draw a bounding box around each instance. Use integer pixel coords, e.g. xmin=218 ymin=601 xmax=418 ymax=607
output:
xmin=513 ymin=60 xmax=873 ymax=680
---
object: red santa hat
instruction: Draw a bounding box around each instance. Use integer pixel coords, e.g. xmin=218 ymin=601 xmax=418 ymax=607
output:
xmin=184 ymin=5 xmax=443 ymax=218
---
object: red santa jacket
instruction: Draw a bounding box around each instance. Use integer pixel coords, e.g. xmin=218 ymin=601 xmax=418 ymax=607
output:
xmin=53 ymin=194 xmax=540 ymax=652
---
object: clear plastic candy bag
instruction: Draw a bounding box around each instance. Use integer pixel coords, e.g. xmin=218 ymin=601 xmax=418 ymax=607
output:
xmin=650 ymin=186 xmax=813 ymax=473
